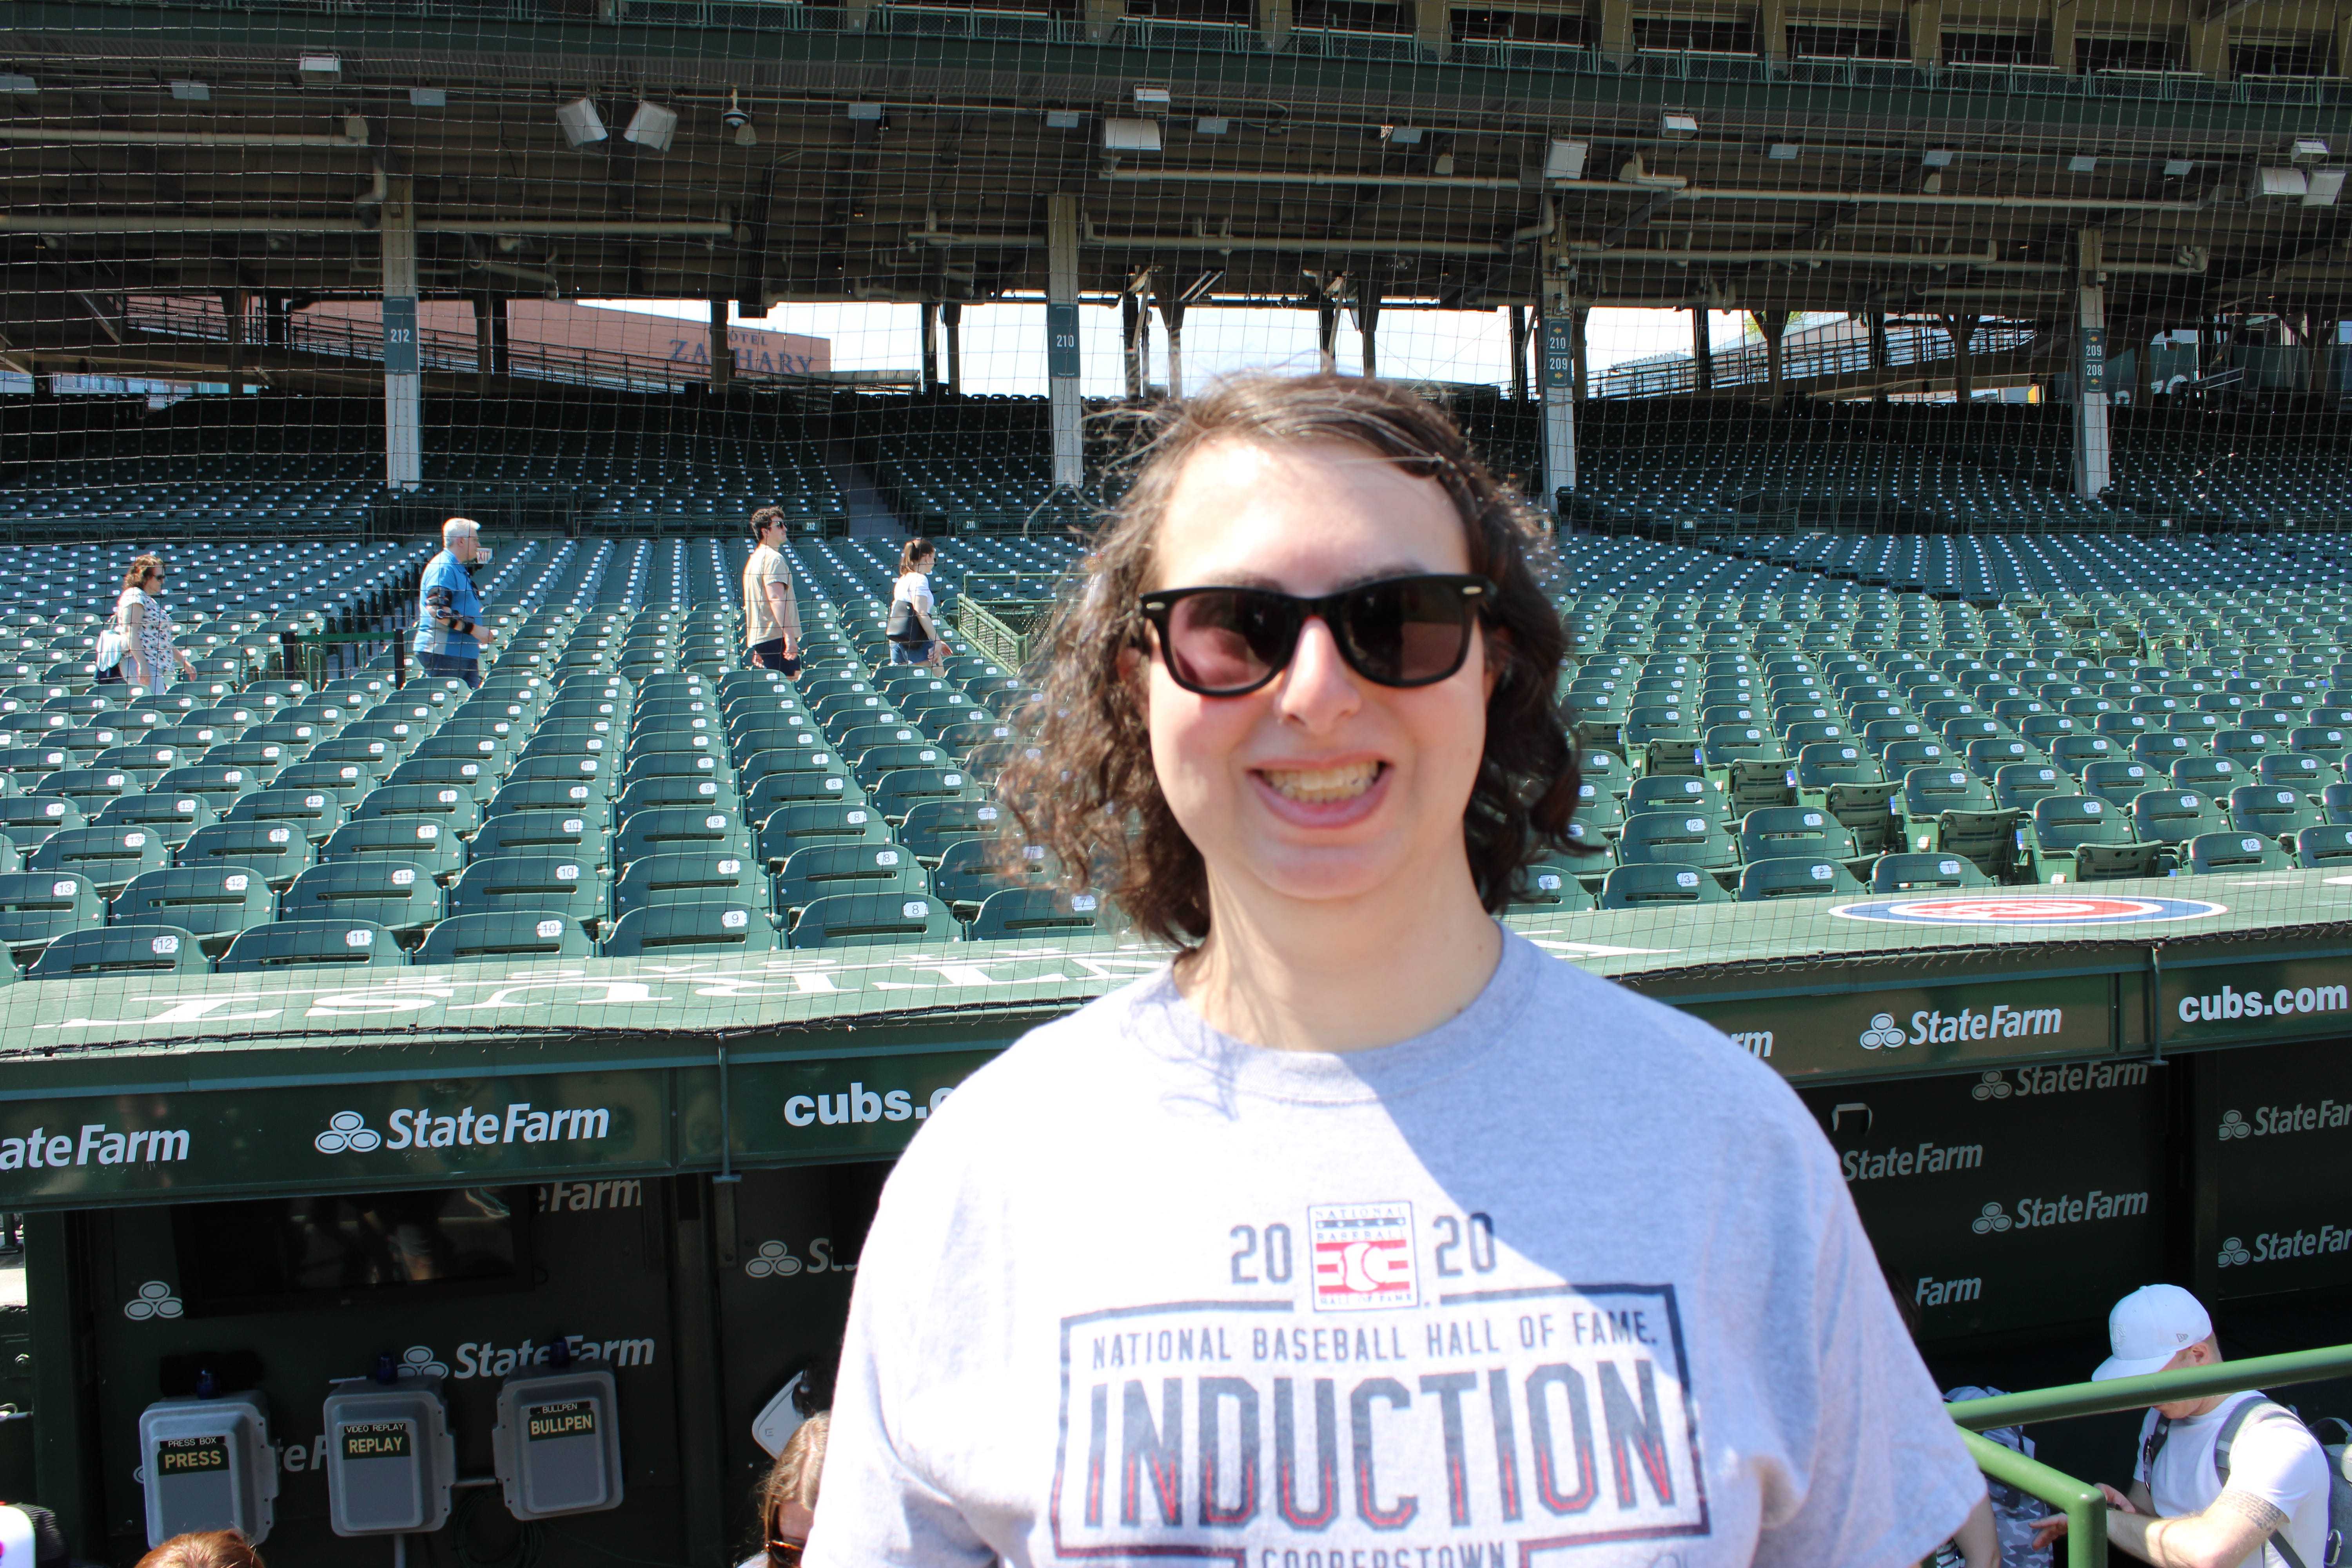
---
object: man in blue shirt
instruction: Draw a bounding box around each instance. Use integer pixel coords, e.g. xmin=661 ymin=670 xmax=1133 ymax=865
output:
xmin=414 ymin=516 xmax=492 ymax=686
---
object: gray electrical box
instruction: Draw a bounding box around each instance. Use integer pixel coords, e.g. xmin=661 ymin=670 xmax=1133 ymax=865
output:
xmin=322 ymin=1377 xmax=455 ymax=1536
xmin=492 ymin=1368 xmax=623 ymax=1520
xmin=137 ymin=1392 xmax=278 ymax=1548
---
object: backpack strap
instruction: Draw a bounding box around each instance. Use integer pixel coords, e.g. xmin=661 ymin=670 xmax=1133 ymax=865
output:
xmin=2215 ymin=1397 xmax=2308 ymax=1568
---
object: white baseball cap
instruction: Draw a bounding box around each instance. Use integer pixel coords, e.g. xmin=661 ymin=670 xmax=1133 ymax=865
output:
xmin=2094 ymin=1283 xmax=2213 ymax=1382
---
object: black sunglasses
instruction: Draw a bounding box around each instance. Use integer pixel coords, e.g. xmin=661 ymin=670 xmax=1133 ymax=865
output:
xmin=1138 ymin=573 xmax=1494 ymax=697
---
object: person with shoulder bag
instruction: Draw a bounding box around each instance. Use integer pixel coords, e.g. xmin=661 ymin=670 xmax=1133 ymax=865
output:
xmin=886 ymin=538 xmax=944 ymax=669
xmin=107 ymin=554 xmax=196 ymax=692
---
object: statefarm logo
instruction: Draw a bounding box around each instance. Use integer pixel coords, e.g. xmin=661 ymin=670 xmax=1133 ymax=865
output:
xmin=2218 ymin=1102 xmax=2352 ymax=1140
xmin=2217 ymin=1225 xmax=2352 ymax=1268
xmin=312 ymin=1102 xmax=616 ymax=1154
xmin=1969 ymin=1189 xmax=2149 ymax=1235
xmin=1308 ymin=1201 xmax=1417 ymax=1312
xmin=1860 ymin=1001 xmax=2066 ymax=1050
xmin=1971 ymin=1062 xmax=2149 ymax=1100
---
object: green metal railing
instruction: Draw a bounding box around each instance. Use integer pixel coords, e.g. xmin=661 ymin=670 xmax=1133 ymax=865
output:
xmin=1945 ymin=1342 xmax=2352 ymax=1568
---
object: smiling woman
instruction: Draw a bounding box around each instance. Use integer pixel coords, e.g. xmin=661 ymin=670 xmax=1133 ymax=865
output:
xmin=806 ymin=374 xmax=1986 ymax=1568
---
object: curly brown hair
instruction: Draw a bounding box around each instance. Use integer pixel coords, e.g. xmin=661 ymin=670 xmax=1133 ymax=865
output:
xmin=124 ymin=552 xmax=163 ymax=593
xmin=135 ymin=1531 xmax=264 ymax=1568
xmin=995 ymin=373 xmax=1584 ymax=948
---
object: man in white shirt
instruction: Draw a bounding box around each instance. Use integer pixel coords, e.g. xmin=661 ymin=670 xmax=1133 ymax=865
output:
xmin=2031 ymin=1285 xmax=2330 ymax=1568
xmin=742 ymin=506 xmax=801 ymax=674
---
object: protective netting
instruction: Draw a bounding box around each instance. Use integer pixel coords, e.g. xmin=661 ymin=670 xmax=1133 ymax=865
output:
xmin=0 ymin=0 xmax=2350 ymax=1000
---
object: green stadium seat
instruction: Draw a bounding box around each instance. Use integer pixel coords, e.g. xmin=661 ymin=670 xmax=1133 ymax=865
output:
xmin=2292 ymin=825 xmax=2352 ymax=870
xmin=612 ymin=806 xmax=752 ymax=868
xmin=602 ymin=901 xmax=780 ymax=958
xmin=757 ymin=803 xmax=892 ymax=866
xmin=1869 ymin=852 xmax=1990 ymax=893
xmin=1992 ymin=765 xmax=2068 ymax=813
xmin=353 ymin=782 xmax=485 ymax=837
xmin=1736 ymin=856 xmax=1865 ymax=901
xmin=224 ymin=786 xmax=347 ymax=844
xmin=775 ymin=842 xmax=929 ymax=913
xmin=178 ymin=820 xmax=315 ymax=888
xmin=93 ymin=791 xmax=215 ymax=850
xmin=1737 ymin=806 xmax=1858 ymax=864
xmin=786 ymin=891 xmax=959 ymax=949
xmin=1878 ymin=739 xmax=1949 ymax=775
xmin=2258 ymin=752 xmax=2330 ymax=791
xmin=217 ymin=918 xmax=405 ymax=973
xmin=1598 ymin=863 xmax=1730 ymax=909
xmin=154 ymin=765 xmax=261 ymax=813
xmin=2130 ymin=783 xmax=2232 ymax=847
xmin=319 ymin=818 xmax=465 ymax=880
xmin=967 ymin=886 xmax=1110 ymax=939
xmin=1796 ymin=743 xmax=1879 ymax=793
xmin=1935 ymin=809 xmax=2028 ymax=883
xmin=0 ymin=870 xmax=103 ymax=958
xmin=112 ymin=866 xmax=273 ymax=953
xmin=384 ymin=755 xmax=495 ymax=804
xmin=415 ymin=911 xmax=594 ymax=966
xmin=897 ymin=799 xmax=1009 ymax=861
xmin=2081 ymin=760 xmax=2157 ymax=808
xmin=1510 ymin=863 xmax=1590 ymax=909
xmin=871 ymin=766 xmax=979 ymax=819
xmin=272 ymin=760 xmax=379 ymax=808
xmin=2183 ymin=831 xmax=2296 ymax=877
xmin=744 ymin=771 xmax=861 ymax=819
xmin=469 ymin=810 xmax=608 ymax=866
xmin=612 ymin=851 xmax=764 ymax=921
xmin=281 ymin=860 xmax=445 ymax=945
xmin=614 ymin=775 xmax=738 ymax=821
xmin=28 ymin=924 xmax=207 ymax=980
xmin=444 ymin=854 xmax=607 ymax=929
xmin=34 ymin=768 xmax=133 ymax=810
xmin=2227 ymin=785 xmax=2322 ymax=842
xmin=27 ymin=824 xmax=169 ymax=893
xmin=931 ymin=837 xmax=1033 ymax=910
xmin=1614 ymin=811 xmax=1740 ymax=876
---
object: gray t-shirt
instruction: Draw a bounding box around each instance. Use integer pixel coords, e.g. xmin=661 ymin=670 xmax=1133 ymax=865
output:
xmin=808 ymin=931 xmax=1983 ymax=1568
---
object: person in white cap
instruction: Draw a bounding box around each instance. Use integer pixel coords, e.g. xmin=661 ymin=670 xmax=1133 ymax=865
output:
xmin=2029 ymin=1284 xmax=2328 ymax=1567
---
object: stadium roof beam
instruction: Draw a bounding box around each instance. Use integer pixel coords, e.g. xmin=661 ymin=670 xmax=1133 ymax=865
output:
xmin=1104 ymin=169 xmax=2216 ymax=212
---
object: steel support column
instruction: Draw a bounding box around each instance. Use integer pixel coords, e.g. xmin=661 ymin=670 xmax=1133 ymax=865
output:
xmin=1048 ymin=194 xmax=1083 ymax=488
xmin=382 ymin=176 xmax=421 ymax=490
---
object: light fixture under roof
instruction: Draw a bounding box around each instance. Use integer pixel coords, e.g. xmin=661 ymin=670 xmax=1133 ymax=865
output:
xmin=2249 ymin=166 xmax=2309 ymax=199
xmin=844 ymin=102 xmax=883 ymax=121
xmin=0 ymin=73 xmax=34 ymax=94
xmin=295 ymin=53 xmax=341 ymax=85
xmin=2290 ymin=138 xmax=2330 ymax=162
xmin=555 ymin=95 xmax=608 ymax=147
xmin=2067 ymin=154 xmax=2098 ymax=172
xmin=1132 ymin=85 xmax=1172 ymax=107
xmin=1044 ymin=109 xmax=1083 ymax=129
xmin=1196 ymin=116 xmax=1229 ymax=135
xmin=1922 ymin=148 xmax=1955 ymax=167
xmin=1659 ymin=111 xmax=1698 ymax=140
xmin=169 ymin=79 xmax=211 ymax=102
xmin=1768 ymin=143 xmax=1801 ymax=160
xmin=410 ymin=86 xmax=446 ymax=108
xmin=2163 ymin=158 xmax=2195 ymax=177
xmin=622 ymin=100 xmax=676 ymax=151
xmin=2306 ymin=167 xmax=2346 ymax=207
xmin=1103 ymin=118 xmax=1162 ymax=152
xmin=1543 ymin=138 xmax=1589 ymax=180
xmin=1384 ymin=125 xmax=1423 ymax=145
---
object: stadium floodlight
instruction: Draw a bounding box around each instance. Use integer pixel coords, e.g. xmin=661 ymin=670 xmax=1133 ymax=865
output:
xmin=844 ymin=102 xmax=883 ymax=121
xmin=1660 ymin=111 xmax=1699 ymax=140
xmin=2305 ymin=167 xmax=2346 ymax=207
xmin=2067 ymin=154 xmax=2098 ymax=172
xmin=2163 ymin=158 xmax=2195 ymax=177
xmin=1768 ymin=143 xmax=1801 ymax=160
xmin=1196 ymin=117 xmax=1230 ymax=135
xmin=0 ymin=74 xmax=33 ymax=93
xmin=555 ymin=96 xmax=608 ymax=147
xmin=623 ymin=101 xmax=677 ymax=152
xmin=410 ymin=87 xmax=446 ymax=108
xmin=169 ymin=79 xmax=211 ymax=102
xmin=1044 ymin=110 xmax=1084 ymax=129
xmin=1132 ymin=85 xmax=1172 ymax=108
xmin=1103 ymin=118 xmax=1163 ymax=152
xmin=2249 ymin=167 xmax=2310 ymax=199
xmin=2290 ymin=138 xmax=2330 ymax=162
xmin=296 ymin=54 xmax=342 ymax=86
xmin=1922 ymin=149 xmax=1955 ymax=167
xmin=1384 ymin=125 xmax=1423 ymax=145
xmin=1543 ymin=139 xmax=1589 ymax=180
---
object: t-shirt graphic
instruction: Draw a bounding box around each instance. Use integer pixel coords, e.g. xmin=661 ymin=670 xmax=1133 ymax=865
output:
xmin=809 ymin=933 xmax=1984 ymax=1568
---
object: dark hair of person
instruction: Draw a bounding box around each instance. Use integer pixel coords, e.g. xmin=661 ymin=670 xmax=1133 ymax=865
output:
xmin=898 ymin=537 xmax=935 ymax=575
xmin=134 ymin=1531 xmax=265 ymax=1568
xmin=125 ymin=552 xmax=164 ymax=592
xmin=995 ymin=372 xmax=1584 ymax=949
xmin=750 ymin=506 xmax=787 ymax=540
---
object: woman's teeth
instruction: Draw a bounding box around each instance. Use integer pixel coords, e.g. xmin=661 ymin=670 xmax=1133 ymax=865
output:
xmin=1259 ymin=761 xmax=1381 ymax=803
